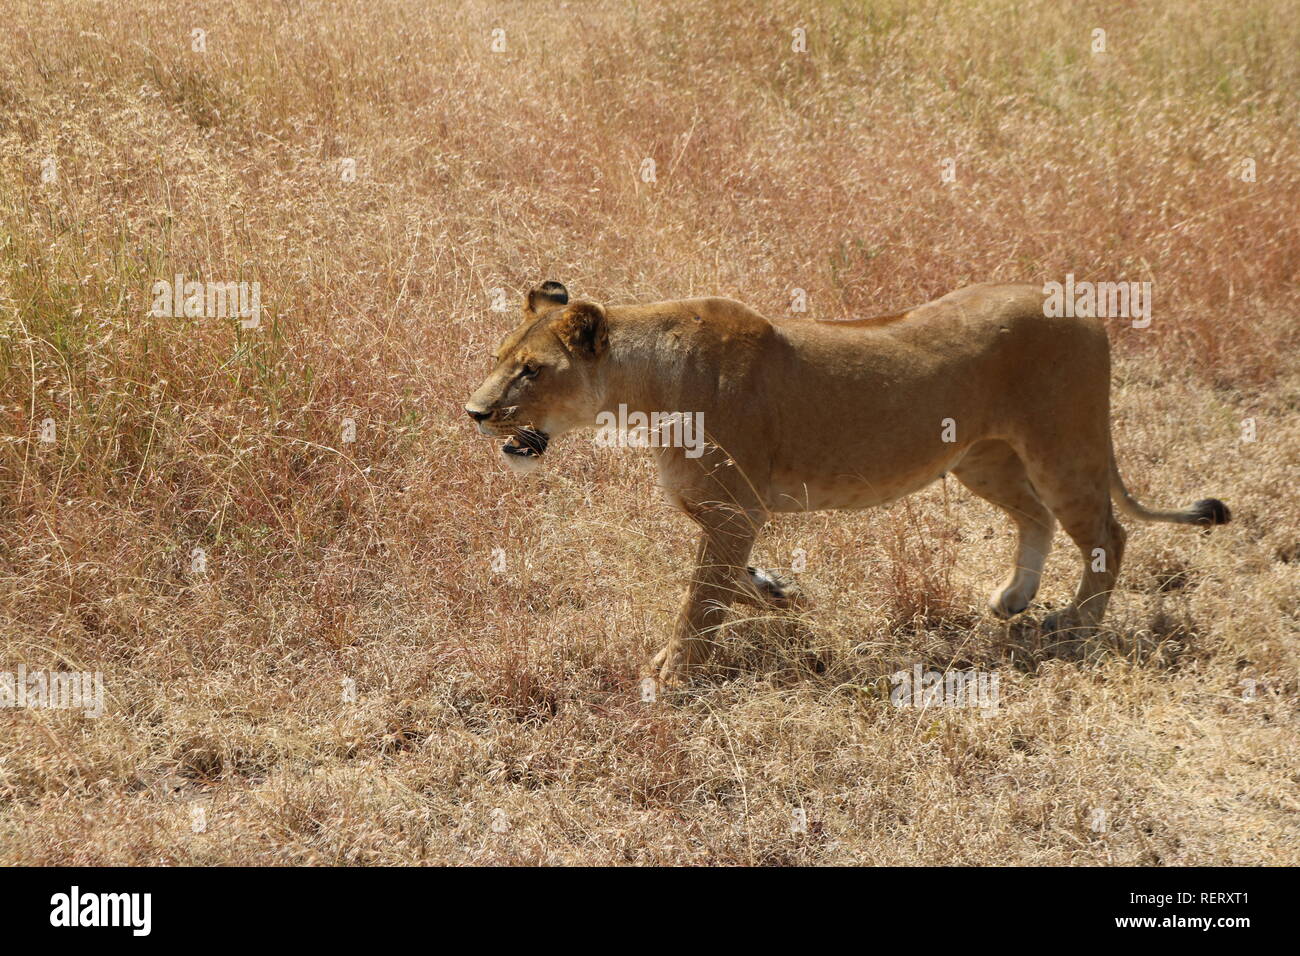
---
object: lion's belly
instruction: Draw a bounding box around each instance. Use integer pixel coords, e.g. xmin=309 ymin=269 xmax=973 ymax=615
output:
xmin=764 ymin=445 xmax=971 ymax=513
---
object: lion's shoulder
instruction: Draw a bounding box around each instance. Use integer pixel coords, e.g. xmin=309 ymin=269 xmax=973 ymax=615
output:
xmin=612 ymin=297 xmax=776 ymax=339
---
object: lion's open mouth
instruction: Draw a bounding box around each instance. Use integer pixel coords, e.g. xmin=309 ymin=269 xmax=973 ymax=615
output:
xmin=502 ymin=428 xmax=549 ymax=459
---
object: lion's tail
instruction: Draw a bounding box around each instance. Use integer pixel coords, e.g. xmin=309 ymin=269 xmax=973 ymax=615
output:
xmin=1108 ymin=449 xmax=1231 ymax=527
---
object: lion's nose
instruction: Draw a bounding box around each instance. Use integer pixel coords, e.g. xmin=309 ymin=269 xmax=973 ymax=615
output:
xmin=465 ymin=406 xmax=491 ymax=423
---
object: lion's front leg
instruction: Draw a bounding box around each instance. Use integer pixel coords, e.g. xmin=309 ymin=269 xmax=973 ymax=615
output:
xmin=651 ymin=518 xmax=758 ymax=688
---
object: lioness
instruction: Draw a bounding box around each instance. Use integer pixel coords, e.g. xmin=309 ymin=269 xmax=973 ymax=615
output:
xmin=465 ymin=281 xmax=1230 ymax=686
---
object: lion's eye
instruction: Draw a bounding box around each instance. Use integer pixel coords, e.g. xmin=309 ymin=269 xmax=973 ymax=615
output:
xmin=521 ymin=363 xmax=540 ymax=379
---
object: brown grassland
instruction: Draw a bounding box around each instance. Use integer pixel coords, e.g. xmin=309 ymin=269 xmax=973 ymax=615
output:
xmin=0 ymin=0 xmax=1297 ymax=865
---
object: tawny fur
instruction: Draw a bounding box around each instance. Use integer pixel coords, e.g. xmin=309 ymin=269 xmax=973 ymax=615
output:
xmin=467 ymin=282 xmax=1230 ymax=687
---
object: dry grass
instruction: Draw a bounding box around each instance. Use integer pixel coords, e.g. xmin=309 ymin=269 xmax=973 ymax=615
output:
xmin=0 ymin=0 xmax=1296 ymax=865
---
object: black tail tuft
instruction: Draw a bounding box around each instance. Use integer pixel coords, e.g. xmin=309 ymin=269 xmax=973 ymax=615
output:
xmin=1191 ymin=498 xmax=1231 ymax=526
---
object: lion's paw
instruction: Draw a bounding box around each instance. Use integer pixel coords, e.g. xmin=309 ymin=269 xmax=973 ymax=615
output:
xmin=747 ymin=566 xmax=800 ymax=609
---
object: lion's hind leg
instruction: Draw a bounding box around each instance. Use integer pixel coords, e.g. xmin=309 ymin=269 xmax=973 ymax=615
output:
xmin=952 ymin=440 xmax=1056 ymax=619
xmin=1015 ymin=447 xmax=1127 ymax=638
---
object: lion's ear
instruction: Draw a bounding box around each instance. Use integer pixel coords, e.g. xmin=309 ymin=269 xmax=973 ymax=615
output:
xmin=552 ymin=302 xmax=608 ymax=358
xmin=524 ymin=280 xmax=569 ymax=316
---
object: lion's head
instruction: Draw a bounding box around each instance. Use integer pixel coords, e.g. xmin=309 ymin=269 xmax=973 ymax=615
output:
xmin=464 ymin=281 xmax=609 ymax=473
